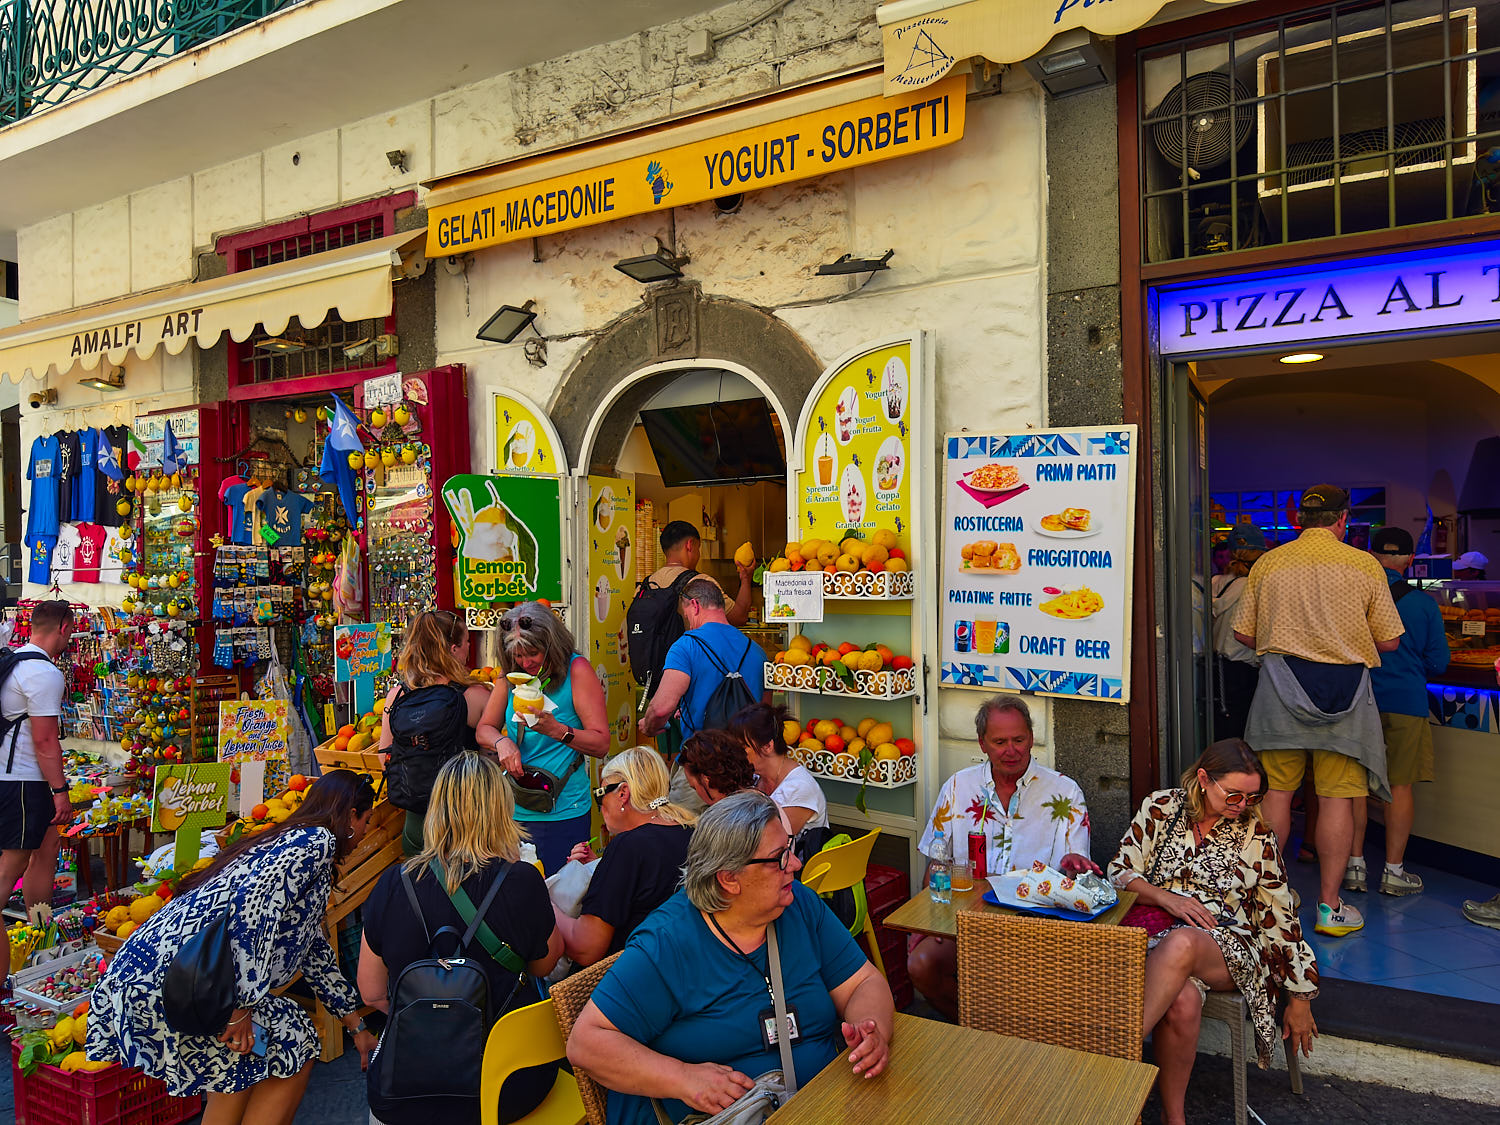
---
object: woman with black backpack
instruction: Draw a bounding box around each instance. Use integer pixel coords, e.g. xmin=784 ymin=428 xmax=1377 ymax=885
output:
xmin=379 ymin=610 xmax=493 ymax=855
xmin=359 ymin=753 xmax=563 ymax=1125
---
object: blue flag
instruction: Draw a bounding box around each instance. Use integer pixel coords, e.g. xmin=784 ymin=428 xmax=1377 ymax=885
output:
xmin=319 ymin=396 xmax=364 ymax=523
xmin=161 ymin=421 xmax=184 ymax=476
xmin=1416 ymin=505 xmax=1434 ymax=557
xmin=94 ymin=426 xmax=123 ymax=481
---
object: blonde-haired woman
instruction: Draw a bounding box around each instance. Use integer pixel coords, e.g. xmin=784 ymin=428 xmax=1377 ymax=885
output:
xmin=1108 ymin=738 xmax=1318 ymax=1125
xmin=379 ymin=609 xmax=493 ymax=855
xmin=476 ymin=602 xmax=610 ymax=873
xmin=359 ymin=753 xmax=562 ymax=1125
xmin=555 ymin=746 xmax=697 ymax=966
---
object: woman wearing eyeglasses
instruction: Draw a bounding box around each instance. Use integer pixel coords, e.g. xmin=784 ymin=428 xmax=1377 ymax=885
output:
xmin=567 ymin=790 xmax=894 ymax=1125
xmin=1108 ymin=738 xmax=1319 ymax=1125
xmin=475 ymin=602 xmax=610 ymax=873
xmin=553 ymin=746 xmax=697 ymax=966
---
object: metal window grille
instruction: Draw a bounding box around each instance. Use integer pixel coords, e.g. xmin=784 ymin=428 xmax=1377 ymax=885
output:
xmin=235 ymin=217 xmax=385 ymax=385
xmin=1137 ymin=0 xmax=1500 ymax=264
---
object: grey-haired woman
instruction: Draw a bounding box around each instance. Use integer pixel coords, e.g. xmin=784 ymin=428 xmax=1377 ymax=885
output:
xmin=475 ymin=602 xmax=609 ymax=873
xmin=567 ymin=790 xmax=894 ymax=1125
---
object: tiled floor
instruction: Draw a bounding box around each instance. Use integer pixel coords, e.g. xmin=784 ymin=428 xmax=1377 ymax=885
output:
xmin=1287 ymin=847 xmax=1500 ymax=1004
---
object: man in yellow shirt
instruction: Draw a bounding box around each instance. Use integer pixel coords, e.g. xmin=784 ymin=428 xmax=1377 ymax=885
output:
xmin=1231 ymin=484 xmax=1403 ymax=938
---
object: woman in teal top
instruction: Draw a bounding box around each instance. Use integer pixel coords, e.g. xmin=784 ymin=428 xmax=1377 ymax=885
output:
xmin=477 ymin=602 xmax=610 ymax=873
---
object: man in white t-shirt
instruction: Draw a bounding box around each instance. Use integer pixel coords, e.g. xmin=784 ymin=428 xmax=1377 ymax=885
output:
xmin=0 ymin=601 xmax=75 ymax=931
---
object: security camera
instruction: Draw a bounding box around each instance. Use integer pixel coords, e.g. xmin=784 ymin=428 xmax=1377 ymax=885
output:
xmin=27 ymin=389 xmax=56 ymax=409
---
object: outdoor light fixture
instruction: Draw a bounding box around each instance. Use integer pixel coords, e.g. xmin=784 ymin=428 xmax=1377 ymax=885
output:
xmin=255 ymin=335 xmax=308 ymax=354
xmin=386 ymin=149 xmax=408 ymax=174
xmin=615 ymin=240 xmax=690 ymax=283
xmin=78 ymin=366 xmax=126 ymax=392
xmin=476 ymin=300 xmax=540 ymax=344
xmin=1021 ymin=29 xmax=1115 ymax=98
xmin=817 ymin=249 xmax=895 ymax=276
xmin=1278 ymin=352 xmax=1325 ymax=364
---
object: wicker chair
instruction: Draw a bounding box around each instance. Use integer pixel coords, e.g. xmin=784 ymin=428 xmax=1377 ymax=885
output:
xmin=955 ymin=910 xmax=1147 ymax=1061
xmin=1201 ymin=989 xmax=1304 ymax=1125
xmin=548 ymin=951 xmax=623 ymax=1125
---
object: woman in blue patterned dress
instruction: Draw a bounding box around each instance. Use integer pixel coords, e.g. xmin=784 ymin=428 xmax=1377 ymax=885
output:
xmin=87 ymin=770 xmax=381 ymax=1123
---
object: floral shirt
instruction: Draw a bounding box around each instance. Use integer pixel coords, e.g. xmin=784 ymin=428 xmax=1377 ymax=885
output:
xmin=919 ymin=760 xmax=1089 ymax=873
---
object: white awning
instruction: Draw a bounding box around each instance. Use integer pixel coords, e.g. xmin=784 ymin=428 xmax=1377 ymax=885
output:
xmin=0 ymin=230 xmax=426 ymax=383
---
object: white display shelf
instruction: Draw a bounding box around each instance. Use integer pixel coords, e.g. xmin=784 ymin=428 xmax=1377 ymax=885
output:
xmin=791 ymin=747 xmax=918 ymax=788
xmin=765 ymin=662 xmax=919 ymax=700
xmin=821 ymin=569 xmax=915 ymax=600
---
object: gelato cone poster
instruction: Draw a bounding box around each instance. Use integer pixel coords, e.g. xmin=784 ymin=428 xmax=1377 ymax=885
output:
xmin=442 ymin=474 xmax=564 ymax=606
xmin=152 ymin=762 xmax=232 ymax=869
xmin=796 ymin=341 xmax=913 ymax=557
xmin=494 ymin=393 xmax=564 ymax=475
xmin=587 ymin=475 xmax=637 ymax=755
xmin=218 ymin=699 xmax=290 ymax=763
xmin=335 ymin=622 xmax=395 ymax=715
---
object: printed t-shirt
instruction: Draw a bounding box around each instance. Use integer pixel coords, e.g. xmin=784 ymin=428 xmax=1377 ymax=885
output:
xmin=0 ymin=644 xmax=65 ymax=781
xmin=242 ymin=485 xmax=269 ymax=546
xmin=51 ymin=524 xmax=82 ymax=584
xmin=256 ymin=489 xmax=314 ymax=546
xmin=770 ymin=763 xmax=829 ymax=831
xmin=579 ymin=822 xmax=692 ymax=955
xmin=26 ymin=537 xmax=55 ymax=586
xmin=222 ymin=482 xmax=252 ymax=545
xmin=26 ymin=435 xmax=61 ymax=541
xmin=99 ymin=529 xmax=129 ymax=584
xmin=661 ymin=621 xmax=770 ymax=736
xmin=74 ymin=429 xmax=97 ymax=523
xmin=96 ymin=426 xmax=129 ymax=527
xmin=56 ymin=431 xmax=78 ymax=523
xmin=71 ymin=524 xmax=108 ymax=583
xmin=590 ymin=883 xmax=867 ymax=1125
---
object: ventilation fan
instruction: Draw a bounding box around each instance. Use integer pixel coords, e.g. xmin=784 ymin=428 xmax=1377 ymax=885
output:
xmin=1149 ymin=72 xmax=1254 ymax=181
xmin=1284 ymin=118 xmax=1449 ymax=188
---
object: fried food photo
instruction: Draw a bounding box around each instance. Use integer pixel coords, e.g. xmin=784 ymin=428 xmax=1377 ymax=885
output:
xmin=1039 ymin=587 xmax=1105 ymax=620
xmin=968 ymin=463 xmax=1021 ymax=491
xmin=961 ymin=541 xmax=1020 ymax=571
xmin=1062 ymin=507 xmax=1092 ymax=531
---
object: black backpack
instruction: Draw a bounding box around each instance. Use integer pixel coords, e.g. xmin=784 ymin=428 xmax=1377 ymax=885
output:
xmin=626 ymin=568 xmax=698 ymax=697
xmin=385 ymin=683 xmax=470 ymax=813
xmin=370 ymin=864 xmax=526 ymax=1104
xmin=0 ymin=649 xmax=51 ymax=773
xmin=688 ymin=632 xmax=759 ymax=732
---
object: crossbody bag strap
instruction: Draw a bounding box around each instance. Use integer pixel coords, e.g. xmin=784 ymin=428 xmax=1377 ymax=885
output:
xmin=1146 ymin=798 xmax=1187 ymax=887
xmin=399 ymin=867 xmax=430 ymax=947
xmin=766 ymin=923 xmax=797 ymax=1096
xmin=431 ymin=859 xmax=527 ymax=974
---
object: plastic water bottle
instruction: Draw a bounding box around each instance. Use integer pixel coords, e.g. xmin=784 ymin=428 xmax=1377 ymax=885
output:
xmin=929 ymin=830 xmax=952 ymax=904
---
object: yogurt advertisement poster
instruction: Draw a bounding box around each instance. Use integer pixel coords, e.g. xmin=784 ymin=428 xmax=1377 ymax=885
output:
xmin=587 ymin=476 xmax=637 ymax=754
xmin=940 ymin=427 xmax=1137 ymax=701
xmin=217 ymin=699 xmax=290 ymax=763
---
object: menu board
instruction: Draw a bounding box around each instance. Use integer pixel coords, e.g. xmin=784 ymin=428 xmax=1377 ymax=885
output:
xmin=493 ymin=391 xmax=566 ymax=475
xmin=940 ymin=427 xmax=1136 ymax=701
xmin=794 ymin=340 xmax=914 ymax=557
xmin=586 ymin=475 xmax=638 ymax=754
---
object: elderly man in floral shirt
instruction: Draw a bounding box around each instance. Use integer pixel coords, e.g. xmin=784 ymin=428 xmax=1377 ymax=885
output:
xmin=907 ymin=695 xmax=1095 ymax=1018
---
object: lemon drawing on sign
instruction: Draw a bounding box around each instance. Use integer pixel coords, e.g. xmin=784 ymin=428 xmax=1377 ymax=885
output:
xmin=157 ymin=776 xmax=189 ymax=830
xmin=444 ymin=478 xmax=539 ymax=600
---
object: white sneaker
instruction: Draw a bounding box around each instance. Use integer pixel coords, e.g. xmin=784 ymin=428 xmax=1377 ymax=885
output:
xmin=1380 ymin=867 xmax=1423 ymax=896
xmin=1343 ymin=860 xmax=1367 ymax=893
xmin=1315 ymin=899 xmax=1365 ymax=937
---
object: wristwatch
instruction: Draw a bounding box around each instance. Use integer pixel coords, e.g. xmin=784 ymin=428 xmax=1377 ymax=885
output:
xmin=348 ymin=1017 xmax=369 ymax=1035
xmin=50 ymin=785 xmax=69 ymax=795
xmin=561 ymin=726 xmax=576 ymax=745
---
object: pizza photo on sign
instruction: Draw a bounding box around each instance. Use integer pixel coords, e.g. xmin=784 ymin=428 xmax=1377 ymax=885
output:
xmin=963 ymin=463 xmax=1023 ymax=494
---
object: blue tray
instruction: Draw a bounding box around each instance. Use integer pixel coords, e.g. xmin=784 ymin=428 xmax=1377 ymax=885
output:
xmin=981 ymin=887 xmax=1113 ymax=922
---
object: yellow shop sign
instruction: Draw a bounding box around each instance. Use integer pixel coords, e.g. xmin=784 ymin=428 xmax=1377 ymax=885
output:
xmin=427 ymin=72 xmax=967 ymax=255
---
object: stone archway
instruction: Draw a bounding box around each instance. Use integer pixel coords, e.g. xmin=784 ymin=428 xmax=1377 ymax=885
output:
xmin=548 ymin=283 xmax=823 ymax=473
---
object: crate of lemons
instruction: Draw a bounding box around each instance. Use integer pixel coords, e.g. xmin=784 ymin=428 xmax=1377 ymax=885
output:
xmin=219 ymin=773 xmax=313 ymax=845
xmin=766 ymin=636 xmax=918 ymax=698
xmin=14 ymin=999 xmax=112 ymax=1076
xmin=95 ymin=858 xmax=212 ymax=945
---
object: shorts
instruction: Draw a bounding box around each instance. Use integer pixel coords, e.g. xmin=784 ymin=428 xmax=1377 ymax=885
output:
xmin=1260 ymin=747 xmax=1369 ymax=799
xmin=1379 ymin=712 xmax=1435 ymax=787
xmin=0 ymin=780 xmax=54 ymax=850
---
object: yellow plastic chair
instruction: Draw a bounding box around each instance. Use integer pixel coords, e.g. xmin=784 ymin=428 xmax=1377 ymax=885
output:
xmin=800 ymin=828 xmax=886 ymax=977
xmin=479 ymin=997 xmax=586 ymax=1125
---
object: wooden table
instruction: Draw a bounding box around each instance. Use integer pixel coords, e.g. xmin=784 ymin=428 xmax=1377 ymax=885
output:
xmin=881 ymin=886 xmax=1136 ymax=939
xmin=770 ymin=1013 xmax=1156 ymax=1125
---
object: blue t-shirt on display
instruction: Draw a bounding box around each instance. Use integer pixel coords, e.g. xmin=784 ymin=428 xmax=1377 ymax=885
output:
xmin=222 ymin=483 xmax=252 ymax=546
xmin=257 ymin=489 xmax=314 ymax=546
xmin=591 ymin=882 xmax=867 ymax=1125
xmin=663 ymin=622 xmax=770 ymax=736
xmin=74 ymin=429 xmax=97 ymax=523
xmin=26 ymin=536 xmax=55 ymax=585
xmin=26 ymin=435 xmax=61 ymax=542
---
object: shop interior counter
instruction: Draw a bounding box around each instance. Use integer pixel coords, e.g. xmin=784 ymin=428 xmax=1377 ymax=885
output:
xmin=1423 ymin=580 xmax=1500 ymax=687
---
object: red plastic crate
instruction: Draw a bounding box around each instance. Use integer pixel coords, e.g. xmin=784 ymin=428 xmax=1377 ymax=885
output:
xmin=10 ymin=1042 xmax=201 ymax=1125
xmin=864 ymin=863 xmax=915 ymax=1010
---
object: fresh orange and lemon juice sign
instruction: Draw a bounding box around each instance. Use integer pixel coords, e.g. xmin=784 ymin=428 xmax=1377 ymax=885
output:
xmin=427 ymin=73 xmax=966 ymax=255
xmin=217 ymin=700 xmax=290 ymax=763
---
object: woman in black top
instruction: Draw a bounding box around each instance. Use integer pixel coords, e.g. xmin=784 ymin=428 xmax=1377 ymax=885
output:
xmin=555 ymin=746 xmax=697 ymax=966
xmin=359 ymin=754 xmax=562 ymax=1125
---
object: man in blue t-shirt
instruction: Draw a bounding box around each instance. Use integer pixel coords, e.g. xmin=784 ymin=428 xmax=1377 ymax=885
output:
xmin=640 ymin=577 xmax=769 ymax=740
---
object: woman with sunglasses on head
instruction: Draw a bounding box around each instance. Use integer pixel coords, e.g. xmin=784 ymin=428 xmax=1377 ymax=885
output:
xmin=1109 ymin=738 xmax=1319 ymax=1125
xmin=567 ymin=790 xmax=895 ymax=1125
xmin=554 ymin=746 xmax=697 ymax=967
xmin=379 ymin=610 xmax=494 ymax=856
xmin=476 ymin=601 xmax=609 ymax=873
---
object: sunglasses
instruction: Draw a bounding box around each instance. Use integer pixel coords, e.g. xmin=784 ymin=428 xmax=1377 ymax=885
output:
xmin=593 ymin=780 xmax=623 ymax=802
xmin=744 ymin=844 xmax=795 ymax=872
xmin=502 ymin=615 xmax=536 ymax=631
xmin=1207 ymin=774 xmax=1263 ymax=807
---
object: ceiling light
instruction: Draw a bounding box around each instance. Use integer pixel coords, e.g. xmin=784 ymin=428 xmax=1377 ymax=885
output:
xmin=78 ymin=366 xmax=125 ymax=392
xmin=256 ymin=336 xmax=308 ymax=354
xmin=1278 ymin=352 xmax=1324 ymax=364
xmin=615 ymin=242 xmax=690 ymax=283
xmin=817 ymin=249 xmax=895 ymax=276
xmin=476 ymin=300 xmax=539 ymax=344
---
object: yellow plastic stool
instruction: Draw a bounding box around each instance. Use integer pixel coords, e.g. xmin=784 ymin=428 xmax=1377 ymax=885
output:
xmin=479 ymin=998 xmax=586 ymax=1125
xmin=800 ymin=828 xmax=886 ymax=978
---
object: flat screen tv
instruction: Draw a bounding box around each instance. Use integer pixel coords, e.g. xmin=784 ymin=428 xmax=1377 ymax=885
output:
xmin=639 ymin=398 xmax=786 ymax=487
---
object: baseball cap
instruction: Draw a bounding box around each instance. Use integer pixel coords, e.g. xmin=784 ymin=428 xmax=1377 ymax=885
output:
xmin=1299 ymin=484 xmax=1349 ymax=513
xmin=1371 ymin=527 xmax=1414 ymax=556
xmin=1226 ymin=524 xmax=1266 ymax=551
xmin=1455 ymin=551 xmax=1489 ymax=570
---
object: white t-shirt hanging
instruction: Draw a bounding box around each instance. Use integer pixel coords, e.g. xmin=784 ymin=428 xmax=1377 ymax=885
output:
xmin=0 ymin=643 xmax=65 ymax=781
xmin=51 ymin=523 xmax=82 ymax=584
xmin=770 ymin=763 xmax=829 ymax=831
xmin=99 ymin=528 xmax=129 ymax=584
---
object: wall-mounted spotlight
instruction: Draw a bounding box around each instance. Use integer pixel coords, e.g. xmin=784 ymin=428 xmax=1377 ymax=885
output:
xmin=78 ymin=365 xmax=126 ymax=392
xmin=477 ymin=300 xmax=540 ymax=344
xmin=27 ymin=388 xmax=57 ymax=410
xmin=615 ymin=239 xmax=690 ymax=283
xmin=386 ymin=149 xmax=409 ymax=174
xmin=817 ymin=249 xmax=895 ymax=276
xmin=1021 ymin=29 xmax=1115 ymax=99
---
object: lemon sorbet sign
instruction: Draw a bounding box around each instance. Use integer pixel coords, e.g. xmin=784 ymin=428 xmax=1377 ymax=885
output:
xmin=152 ymin=762 xmax=232 ymax=869
xmin=443 ymin=474 xmax=563 ymax=605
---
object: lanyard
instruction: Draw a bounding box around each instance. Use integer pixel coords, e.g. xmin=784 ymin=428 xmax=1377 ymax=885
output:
xmin=709 ymin=912 xmax=774 ymax=1005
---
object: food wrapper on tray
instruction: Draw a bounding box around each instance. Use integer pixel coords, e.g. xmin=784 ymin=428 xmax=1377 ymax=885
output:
xmin=1011 ymin=861 xmax=1117 ymax=913
xmin=1068 ymin=871 xmax=1117 ymax=913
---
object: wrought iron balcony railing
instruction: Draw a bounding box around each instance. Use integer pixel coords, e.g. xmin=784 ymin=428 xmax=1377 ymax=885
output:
xmin=1 ymin=0 xmax=303 ymax=125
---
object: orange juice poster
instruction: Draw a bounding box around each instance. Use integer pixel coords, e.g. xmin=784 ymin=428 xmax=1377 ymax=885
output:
xmin=586 ymin=475 xmax=637 ymax=754
xmin=794 ymin=340 xmax=915 ymax=559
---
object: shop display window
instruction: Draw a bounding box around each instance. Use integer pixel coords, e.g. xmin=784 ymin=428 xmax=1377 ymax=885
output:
xmin=1136 ymin=0 xmax=1500 ymax=263
xmin=1210 ymin=485 xmax=1386 ymax=545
